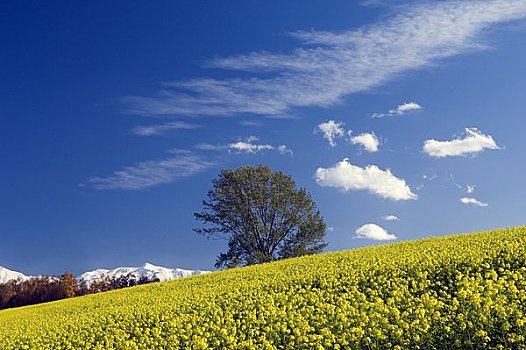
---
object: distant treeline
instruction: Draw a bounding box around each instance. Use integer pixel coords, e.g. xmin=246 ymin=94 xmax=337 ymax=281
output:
xmin=0 ymin=273 xmax=159 ymax=310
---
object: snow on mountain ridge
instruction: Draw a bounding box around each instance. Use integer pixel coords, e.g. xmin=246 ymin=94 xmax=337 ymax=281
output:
xmin=1 ymin=263 xmax=210 ymax=285
xmin=78 ymin=262 xmax=210 ymax=285
xmin=0 ymin=266 xmax=31 ymax=284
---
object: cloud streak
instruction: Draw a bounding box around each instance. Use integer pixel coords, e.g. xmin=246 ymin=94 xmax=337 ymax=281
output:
xmin=119 ymin=1 xmax=526 ymax=118
xmin=131 ymin=121 xmax=199 ymax=136
xmin=314 ymin=158 xmax=417 ymax=201
xmin=371 ymin=102 xmax=422 ymax=118
xmin=197 ymin=136 xmax=292 ymax=155
xmin=460 ymin=197 xmax=488 ymax=207
xmin=423 ymin=128 xmax=500 ymax=158
xmin=84 ymin=151 xmax=213 ymax=190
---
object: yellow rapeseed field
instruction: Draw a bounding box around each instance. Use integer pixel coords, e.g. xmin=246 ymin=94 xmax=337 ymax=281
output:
xmin=1 ymin=227 xmax=525 ymax=349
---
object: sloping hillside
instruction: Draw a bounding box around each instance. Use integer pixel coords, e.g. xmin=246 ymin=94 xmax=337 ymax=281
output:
xmin=1 ymin=227 xmax=525 ymax=349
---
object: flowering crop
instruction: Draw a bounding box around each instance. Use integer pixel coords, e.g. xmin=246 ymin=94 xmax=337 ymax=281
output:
xmin=1 ymin=227 xmax=526 ymax=349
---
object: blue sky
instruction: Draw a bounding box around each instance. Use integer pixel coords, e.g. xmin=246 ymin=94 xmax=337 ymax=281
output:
xmin=1 ymin=1 xmax=526 ymax=275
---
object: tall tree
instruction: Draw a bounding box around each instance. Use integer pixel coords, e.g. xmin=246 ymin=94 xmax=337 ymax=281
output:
xmin=195 ymin=165 xmax=327 ymax=268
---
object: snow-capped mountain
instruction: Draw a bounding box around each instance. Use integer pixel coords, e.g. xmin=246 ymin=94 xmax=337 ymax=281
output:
xmin=0 ymin=266 xmax=31 ymax=284
xmin=1 ymin=263 xmax=210 ymax=285
xmin=78 ymin=262 xmax=210 ymax=285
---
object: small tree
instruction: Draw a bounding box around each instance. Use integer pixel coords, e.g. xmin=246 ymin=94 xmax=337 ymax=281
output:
xmin=59 ymin=272 xmax=78 ymax=299
xmin=195 ymin=165 xmax=327 ymax=268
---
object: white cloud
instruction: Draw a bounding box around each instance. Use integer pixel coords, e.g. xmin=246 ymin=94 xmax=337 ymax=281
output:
xmin=315 ymin=120 xmax=345 ymax=147
xmin=229 ymin=136 xmax=292 ymax=155
xmin=382 ymin=215 xmax=399 ymax=221
xmin=450 ymin=173 xmax=463 ymax=189
xmin=314 ymin=158 xmax=417 ymax=201
xmin=466 ymin=184 xmax=476 ymax=194
xmin=229 ymin=141 xmax=273 ymax=153
xmin=355 ymin=223 xmax=397 ymax=240
xmin=423 ymin=173 xmax=437 ymax=181
xmin=241 ymin=120 xmax=264 ymax=127
xmin=371 ymin=101 xmax=422 ymax=118
xmin=84 ymin=151 xmax=212 ymax=190
xmin=197 ymin=137 xmax=292 ymax=155
xmin=391 ymin=102 xmax=422 ymax=115
xmin=195 ymin=143 xmax=225 ymax=151
xmin=276 ymin=145 xmax=293 ymax=155
xmin=131 ymin=121 xmax=199 ymax=136
xmin=119 ymin=1 xmax=526 ymax=117
xmin=423 ymin=128 xmax=500 ymax=158
xmin=349 ymin=131 xmax=379 ymax=152
xmin=460 ymin=197 xmax=488 ymax=207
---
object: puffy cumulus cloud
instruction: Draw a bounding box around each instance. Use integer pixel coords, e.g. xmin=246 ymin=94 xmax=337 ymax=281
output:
xmin=349 ymin=131 xmax=379 ymax=152
xmin=391 ymin=102 xmax=422 ymax=115
xmin=120 ymin=1 xmax=526 ymax=118
xmin=460 ymin=197 xmax=488 ymax=207
xmin=314 ymin=158 xmax=417 ymax=201
xmin=83 ymin=151 xmax=212 ymax=190
xmin=355 ymin=223 xmax=397 ymax=240
xmin=371 ymin=101 xmax=422 ymax=118
xmin=423 ymin=128 xmax=500 ymax=158
xmin=315 ymin=120 xmax=345 ymax=147
xmin=382 ymin=215 xmax=400 ymax=221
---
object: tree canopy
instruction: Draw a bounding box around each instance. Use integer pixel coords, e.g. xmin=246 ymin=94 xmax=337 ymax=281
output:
xmin=194 ymin=165 xmax=327 ymax=268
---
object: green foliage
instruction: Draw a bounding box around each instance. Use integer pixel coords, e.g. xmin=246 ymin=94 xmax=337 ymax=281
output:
xmin=1 ymin=227 xmax=526 ymax=349
xmin=195 ymin=165 xmax=327 ymax=268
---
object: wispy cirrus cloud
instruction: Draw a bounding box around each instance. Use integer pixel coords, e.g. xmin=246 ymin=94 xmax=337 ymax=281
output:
xmin=119 ymin=1 xmax=526 ymax=118
xmin=83 ymin=151 xmax=213 ymax=190
xmin=240 ymin=120 xmax=264 ymax=127
xmin=424 ymin=128 xmax=500 ymax=158
xmin=131 ymin=121 xmax=199 ymax=136
xmin=314 ymin=158 xmax=417 ymax=201
xmin=229 ymin=138 xmax=292 ymax=155
xmin=355 ymin=223 xmax=397 ymax=240
xmin=197 ymin=136 xmax=292 ymax=155
xmin=361 ymin=0 xmax=417 ymax=7
xmin=371 ymin=102 xmax=422 ymax=118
